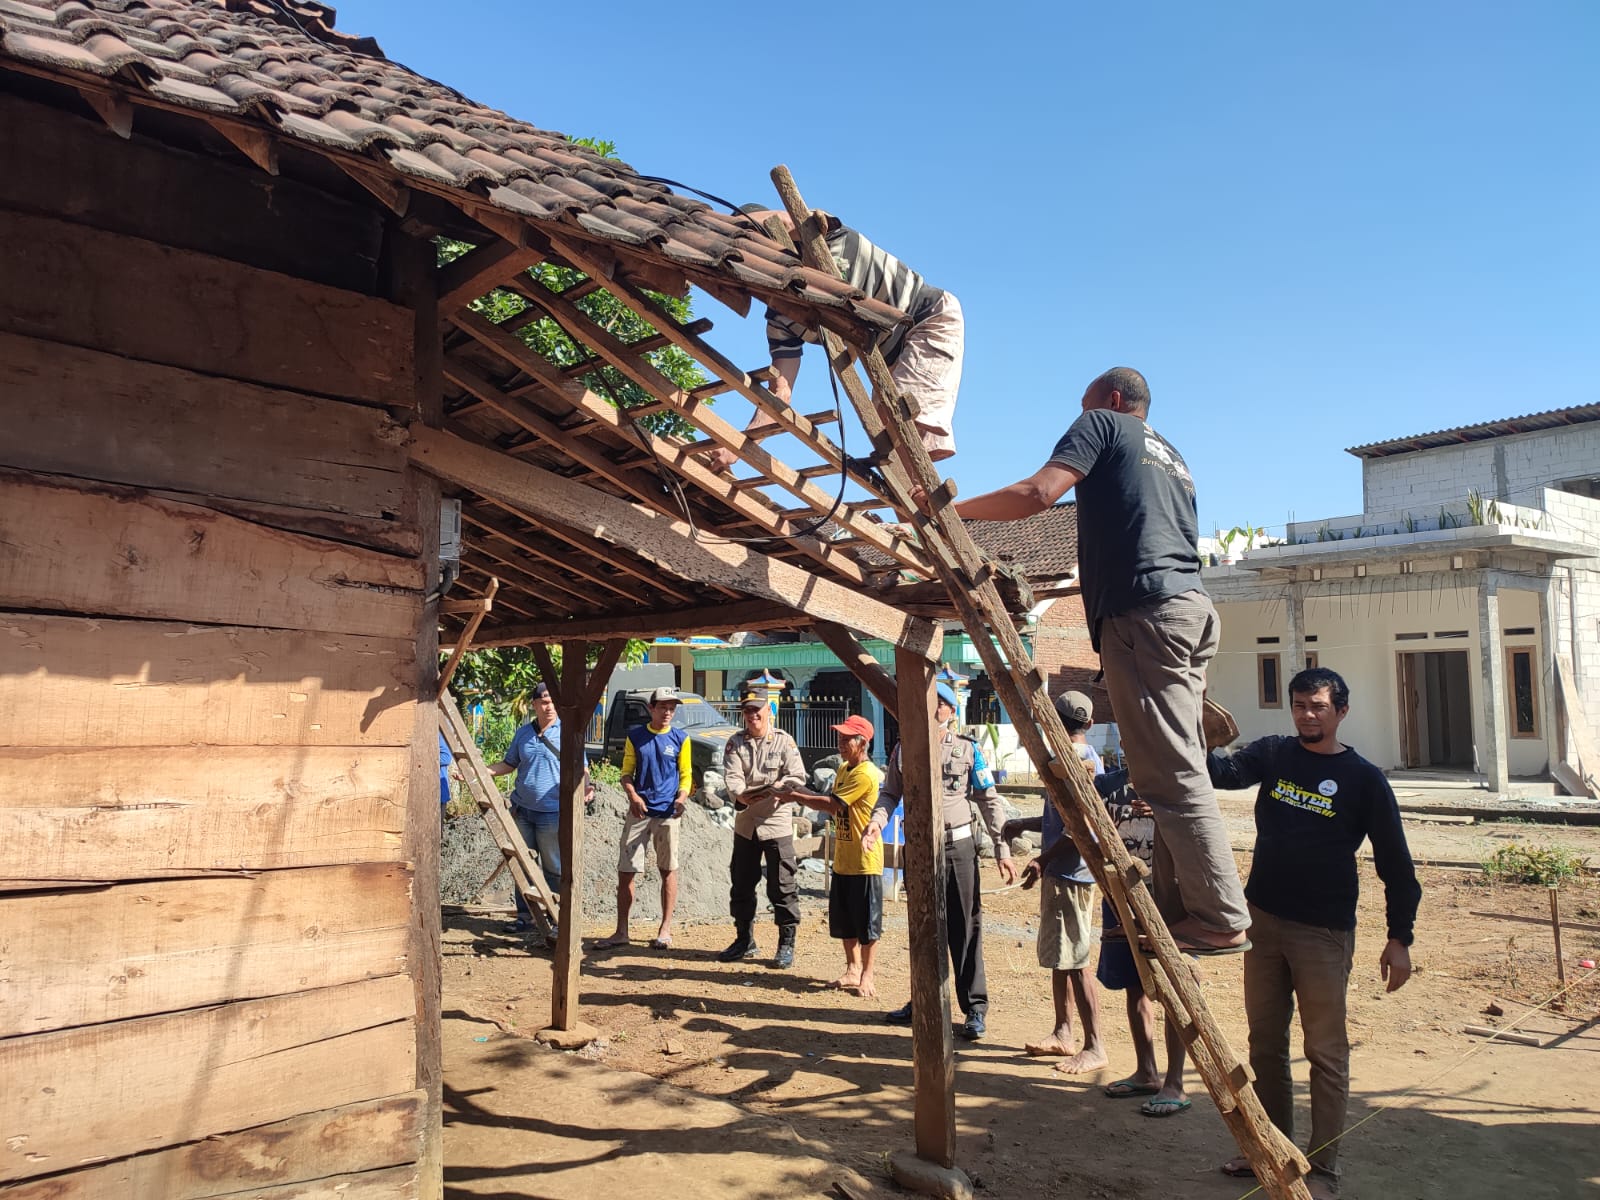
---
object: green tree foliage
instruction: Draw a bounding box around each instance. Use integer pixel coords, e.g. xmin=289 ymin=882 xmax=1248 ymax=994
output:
xmin=436 ymin=136 xmax=708 ymax=440
xmin=448 ymin=640 xmax=647 ymax=725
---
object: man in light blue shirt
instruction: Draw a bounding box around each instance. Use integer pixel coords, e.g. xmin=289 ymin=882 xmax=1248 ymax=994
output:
xmin=490 ymin=683 xmax=592 ymax=935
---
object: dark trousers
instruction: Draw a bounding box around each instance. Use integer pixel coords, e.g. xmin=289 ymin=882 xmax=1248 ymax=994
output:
xmin=944 ymin=835 xmax=987 ymax=1018
xmin=729 ymin=832 xmax=800 ymax=928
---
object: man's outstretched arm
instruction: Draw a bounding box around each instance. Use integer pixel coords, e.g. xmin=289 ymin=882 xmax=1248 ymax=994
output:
xmin=949 ymin=463 xmax=1081 ymax=521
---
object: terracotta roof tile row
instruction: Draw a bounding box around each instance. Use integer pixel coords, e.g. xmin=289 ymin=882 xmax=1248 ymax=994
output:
xmin=967 ymin=503 xmax=1079 ymax=580
xmin=0 ymin=0 xmax=909 ymax=343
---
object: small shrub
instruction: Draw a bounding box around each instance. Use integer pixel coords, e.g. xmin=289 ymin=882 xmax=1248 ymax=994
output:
xmin=590 ymin=757 xmax=622 ymax=787
xmin=1481 ymin=843 xmax=1591 ymax=886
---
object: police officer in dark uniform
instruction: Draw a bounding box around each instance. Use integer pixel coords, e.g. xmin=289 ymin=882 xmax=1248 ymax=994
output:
xmin=868 ymin=683 xmax=1017 ymax=1039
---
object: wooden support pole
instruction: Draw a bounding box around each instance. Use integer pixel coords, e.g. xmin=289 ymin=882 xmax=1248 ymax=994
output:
xmin=893 ymin=648 xmax=957 ymax=1171
xmin=551 ymin=640 xmax=627 ymax=1032
xmin=813 ymin=620 xmax=899 ymax=720
xmin=532 ymin=643 xmax=563 ymax=708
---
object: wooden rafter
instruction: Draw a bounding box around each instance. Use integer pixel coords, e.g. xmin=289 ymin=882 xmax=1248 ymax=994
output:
xmin=464 ymin=599 xmax=807 ymax=646
xmin=409 ymin=427 xmax=941 ymax=656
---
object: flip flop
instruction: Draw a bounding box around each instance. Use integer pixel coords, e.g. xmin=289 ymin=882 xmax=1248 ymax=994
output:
xmin=1220 ymin=1159 xmax=1257 ymax=1179
xmin=591 ymin=937 xmax=630 ymax=950
xmin=649 ymin=937 xmax=673 ymax=950
xmin=1103 ymin=1078 xmax=1161 ymax=1098
xmin=1140 ymin=1097 xmax=1192 ymax=1117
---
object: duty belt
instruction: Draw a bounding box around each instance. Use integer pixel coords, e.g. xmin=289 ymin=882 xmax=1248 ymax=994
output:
xmin=943 ymin=823 xmax=972 ymax=844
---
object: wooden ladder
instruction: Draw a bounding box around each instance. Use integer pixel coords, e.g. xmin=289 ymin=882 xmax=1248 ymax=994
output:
xmin=770 ymin=167 xmax=1314 ymax=1199
xmin=439 ymin=691 xmax=561 ymax=939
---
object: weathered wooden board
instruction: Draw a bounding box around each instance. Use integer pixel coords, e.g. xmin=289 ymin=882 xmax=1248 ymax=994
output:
xmin=0 ymin=746 xmax=407 ymax=879
xmin=0 ymin=864 xmax=411 ymax=1037
xmin=0 ymin=332 xmax=410 ymax=527
xmin=0 ymin=209 xmax=411 ymax=407
xmin=0 ymin=474 xmax=422 ymax=639
xmin=0 ymin=1092 xmax=420 ymax=1200
xmin=0 ymin=614 xmax=416 ymax=748
xmin=0 ymin=976 xmax=415 ymax=1184
xmin=0 ymin=94 xmax=384 ymax=295
xmin=192 ymin=1164 xmax=421 ymax=1200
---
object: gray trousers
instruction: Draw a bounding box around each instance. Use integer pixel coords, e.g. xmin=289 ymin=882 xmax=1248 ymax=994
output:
xmin=1244 ymin=905 xmax=1356 ymax=1178
xmin=1099 ymin=590 xmax=1250 ymax=935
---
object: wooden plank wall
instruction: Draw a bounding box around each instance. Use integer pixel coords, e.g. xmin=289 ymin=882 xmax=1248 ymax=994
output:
xmin=0 ymin=94 xmax=437 ymax=1197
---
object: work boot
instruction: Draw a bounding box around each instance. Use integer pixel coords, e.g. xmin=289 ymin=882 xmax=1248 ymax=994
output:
xmin=772 ymin=926 xmax=797 ymax=969
xmin=718 ymin=923 xmax=759 ymax=962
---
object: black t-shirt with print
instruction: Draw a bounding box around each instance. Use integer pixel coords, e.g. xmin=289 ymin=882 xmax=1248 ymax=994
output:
xmin=1208 ymin=736 xmax=1421 ymax=943
xmin=1048 ymin=409 xmax=1204 ymax=643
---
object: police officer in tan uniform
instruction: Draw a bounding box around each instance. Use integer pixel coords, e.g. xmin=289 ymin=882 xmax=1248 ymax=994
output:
xmin=867 ymin=683 xmax=1017 ymax=1039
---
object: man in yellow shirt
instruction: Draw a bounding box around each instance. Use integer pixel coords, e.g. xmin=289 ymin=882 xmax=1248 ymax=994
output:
xmin=598 ymin=687 xmax=692 ymax=950
xmin=778 ymin=715 xmax=884 ymax=998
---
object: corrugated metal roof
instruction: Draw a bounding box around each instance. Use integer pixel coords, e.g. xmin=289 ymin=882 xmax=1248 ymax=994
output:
xmin=1346 ymin=404 xmax=1600 ymax=459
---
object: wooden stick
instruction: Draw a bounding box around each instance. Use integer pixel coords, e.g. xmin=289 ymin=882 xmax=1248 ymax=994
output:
xmin=437 ymin=578 xmax=497 ymax=698
xmin=1551 ymin=887 xmax=1567 ymax=992
xmin=1464 ymin=1025 xmax=1543 ymax=1047
xmin=1469 ymin=910 xmax=1600 ymax=934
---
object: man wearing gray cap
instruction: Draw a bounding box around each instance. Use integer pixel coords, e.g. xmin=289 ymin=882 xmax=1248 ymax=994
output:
xmin=867 ymin=682 xmax=1017 ymax=1040
xmin=718 ymin=695 xmax=809 ymax=968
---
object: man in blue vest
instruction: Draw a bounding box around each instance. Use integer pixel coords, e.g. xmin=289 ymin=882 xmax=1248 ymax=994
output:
xmin=598 ymin=687 xmax=692 ymax=950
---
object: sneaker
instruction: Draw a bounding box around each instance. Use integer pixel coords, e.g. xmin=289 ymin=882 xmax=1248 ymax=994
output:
xmin=884 ymin=1002 xmax=914 ymax=1026
xmin=956 ymin=1012 xmax=986 ymax=1041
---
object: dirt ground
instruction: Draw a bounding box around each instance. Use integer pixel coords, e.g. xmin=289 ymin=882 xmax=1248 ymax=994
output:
xmin=442 ymin=804 xmax=1600 ymax=1200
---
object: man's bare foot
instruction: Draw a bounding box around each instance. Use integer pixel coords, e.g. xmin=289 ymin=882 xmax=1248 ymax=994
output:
xmin=1024 ymin=1034 xmax=1077 ymax=1057
xmin=1052 ymin=1046 xmax=1110 ymax=1074
xmin=593 ymin=931 xmax=630 ymax=949
xmin=832 ymin=970 xmax=863 ymax=990
xmin=855 ymin=973 xmax=878 ymax=999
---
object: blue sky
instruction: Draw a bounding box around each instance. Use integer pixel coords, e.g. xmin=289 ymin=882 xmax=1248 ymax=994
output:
xmin=342 ymin=1 xmax=1598 ymax=540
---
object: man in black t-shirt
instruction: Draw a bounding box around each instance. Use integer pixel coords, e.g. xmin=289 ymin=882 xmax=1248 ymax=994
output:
xmin=1208 ymin=667 xmax=1420 ymax=1197
xmin=949 ymin=367 xmax=1249 ymax=952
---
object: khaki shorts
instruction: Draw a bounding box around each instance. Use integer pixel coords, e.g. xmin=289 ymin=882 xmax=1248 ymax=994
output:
xmin=1037 ymin=877 xmax=1096 ymax=970
xmin=618 ymin=815 xmax=680 ymax=873
xmin=890 ymin=291 xmax=963 ymax=461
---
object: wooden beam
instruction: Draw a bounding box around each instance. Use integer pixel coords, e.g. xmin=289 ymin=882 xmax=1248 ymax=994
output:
xmin=532 ymin=643 xmax=564 ymax=708
xmin=813 ymin=621 xmax=899 ymax=720
xmin=437 ymin=577 xmax=496 ymax=696
xmin=464 ymin=599 xmax=807 ymax=646
xmin=79 ymin=87 xmax=133 ymax=138
xmin=467 ymin=501 xmax=697 ymax=606
xmin=445 ymin=315 xmax=880 ymax=586
xmin=893 ymin=648 xmax=955 ymax=1168
xmin=409 ymin=428 xmax=941 ymax=656
xmin=214 ymin=119 xmax=279 ymax=174
xmin=437 ymin=239 xmax=546 ymax=312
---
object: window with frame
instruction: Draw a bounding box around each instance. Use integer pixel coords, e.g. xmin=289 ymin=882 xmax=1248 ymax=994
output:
xmin=1505 ymin=647 xmax=1539 ymax=738
xmin=1258 ymin=653 xmax=1283 ymax=708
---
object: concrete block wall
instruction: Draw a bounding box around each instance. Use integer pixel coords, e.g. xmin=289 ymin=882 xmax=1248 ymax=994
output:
xmin=1363 ymin=423 xmax=1600 ymax=513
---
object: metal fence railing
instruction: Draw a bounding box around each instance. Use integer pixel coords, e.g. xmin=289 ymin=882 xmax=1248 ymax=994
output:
xmin=710 ymin=698 xmax=851 ymax=754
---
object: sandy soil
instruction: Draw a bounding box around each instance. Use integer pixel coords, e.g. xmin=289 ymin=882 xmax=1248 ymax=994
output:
xmin=443 ymin=812 xmax=1600 ymax=1200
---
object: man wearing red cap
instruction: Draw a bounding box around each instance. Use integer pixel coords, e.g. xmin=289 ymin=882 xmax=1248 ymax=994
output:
xmin=777 ymin=714 xmax=885 ymax=998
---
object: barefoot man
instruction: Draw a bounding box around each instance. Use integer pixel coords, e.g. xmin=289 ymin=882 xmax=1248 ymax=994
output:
xmin=777 ymin=715 xmax=884 ymax=997
xmin=1001 ymin=691 xmax=1108 ymax=1073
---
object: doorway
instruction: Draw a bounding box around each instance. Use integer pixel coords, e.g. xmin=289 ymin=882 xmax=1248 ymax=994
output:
xmin=1396 ymin=650 xmax=1473 ymax=768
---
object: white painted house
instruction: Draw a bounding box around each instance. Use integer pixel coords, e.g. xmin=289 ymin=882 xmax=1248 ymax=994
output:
xmin=1204 ymin=404 xmax=1600 ymax=795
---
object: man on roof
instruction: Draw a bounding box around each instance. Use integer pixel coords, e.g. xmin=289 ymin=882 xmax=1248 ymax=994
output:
xmin=703 ymin=205 xmax=963 ymax=471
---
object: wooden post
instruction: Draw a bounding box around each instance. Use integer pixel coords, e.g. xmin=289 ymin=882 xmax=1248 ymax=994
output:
xmin=552 ymin=644 xmax=587 ymax=1032
xmin=1551 ymin=886 xmax=1567 ymax=995
xmin=893 ymin=647 xmax=957 ymax=1171
xmin=391 ymin=227 xmax=444 ymax=1200
xmin=550 ymin=639 xmax=627 ymax=1033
